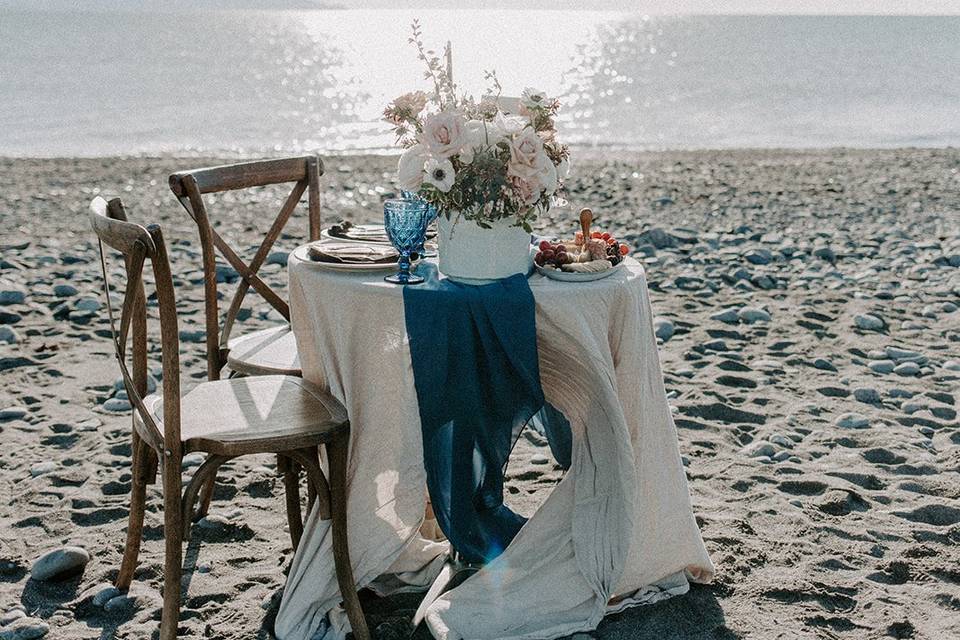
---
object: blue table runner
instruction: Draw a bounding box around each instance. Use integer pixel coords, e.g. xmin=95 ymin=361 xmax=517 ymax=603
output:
xmin=403 ymin=263 xmax=569 ymax=563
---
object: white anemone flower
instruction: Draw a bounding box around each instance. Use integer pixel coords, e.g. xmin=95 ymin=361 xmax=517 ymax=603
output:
xmin=423 ymin=157 xmax=456 ymax=193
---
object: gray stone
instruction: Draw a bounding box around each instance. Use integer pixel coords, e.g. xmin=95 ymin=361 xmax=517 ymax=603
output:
xmin=773 ymin=450 xmax=792 ymax=462
xmin=0 ymin=618 xmax=48 ymax=640
xmin=754 ymin=359 xmax=784 ymax=372
xmin=215 ymin=264 xmax=240 ymax=283
xmin=104 ymin=593 xmax=141 ymax=614
xmin=653 ymin=317 xmax=674 ymax=342
xmin=76 ymin=418 xmax=102 ymax=432
xmin=942 ymin=360 xmax=960 ymax=372
xmin=30 ymin=546 xmax=90 ymax=581
xmin=266 ymin=251 xmax=289 ymax=266
xmin=0 ymin=326 xmax=19 ymax=344
xmin=639 ymin=228 xmax=676 ymax=249
xmin=710 ymin=308 xmax=740 ymax=324
xmin=888 ymin=388 xmax=915 ymax=399
xmin=901 ymin=401 xmax=927 ymax=415
xmin=836 ymin=413 xmax=870 ymax=429
xmin=813 ymin=358 xmax=837 ymax=372
xmin=894 ymin=362 xmax=920 ymax=376
xmin=854 ymin=314 xmax=884 ymax=331
xmin=738 ymin=307 xmax=771 ymax=323
xmin=868 ymin=360 xmax=895 ymax=374
xmin=674 ymin=275 xmax=705 ymax=290
xmin=853 ymin=387 xmax=881 ymax=404
xmin=702 ymin=339 xmax=727 ymax=351
xmin=90 ymin=584 xmax=122 ymax=607
xmin=73 ymin=297 xmax=101 ymax=312
xmin=196 ymin=515 xmax=232 ymax=529
xmin=179 ymin=329 xmax=206 ymax=343
xmin=812 ymin=246 xmax=836 ymax=262
xmin=0 ymin=609 xmax=26 ymax=626
xmin=0 ymin=406 xmax=28 ymax=421
xmin=742 ymin=441 xmax=776 ymax=458
xmin=0 ymin=311 xmax=21 ymax=325
xmin=769 ymin=433 xmax=793 ymax=447
xmin=102 ymin=398 xmax=132 ymax=413
xmin=885 ymin=346 xmax=923 ymax=361
xmin=0 ymin=288 xmax=26 ymax=305
xmin=52 ymin=283 xmax=78 ymax=297
xmin=30 ymin=461 xmax=56 ymax=477
xmin=530 ymin=453 xmax=550 ymax=465
xmin=744 ymin=248 xmax=772 ymax=265
xmin=753 ymin=275 xmax=777 ymax=290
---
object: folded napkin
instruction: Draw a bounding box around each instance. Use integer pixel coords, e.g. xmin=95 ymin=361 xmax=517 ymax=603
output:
xmin=307 ymin=242 xmax=398 ymax=264
xmin=329 ymin=223 xmax=392 ymax=244
xmin=329 ymin=221 xmax=437 ymax=244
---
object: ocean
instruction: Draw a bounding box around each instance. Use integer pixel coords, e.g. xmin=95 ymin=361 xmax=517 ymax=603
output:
xmin=1 ymin=9 xmax=958 ymax=156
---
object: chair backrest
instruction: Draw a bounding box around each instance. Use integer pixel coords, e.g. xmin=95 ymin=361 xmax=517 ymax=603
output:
xmin=90 ymin=196 xmax=182 ymax=455
xmin=168 ymin=155 xmax=323 ymax=380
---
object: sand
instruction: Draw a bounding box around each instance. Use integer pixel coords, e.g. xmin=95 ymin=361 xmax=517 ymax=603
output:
xmin=1 ymin=148 xmax=959 ymax=640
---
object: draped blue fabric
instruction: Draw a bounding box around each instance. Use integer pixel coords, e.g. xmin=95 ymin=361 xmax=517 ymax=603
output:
xmin=403 ymin=263 xmax=570 ymax=563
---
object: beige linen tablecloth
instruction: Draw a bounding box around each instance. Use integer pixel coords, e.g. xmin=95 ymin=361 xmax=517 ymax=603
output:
xmin=275 ymin=255 xmax=714 ymax=640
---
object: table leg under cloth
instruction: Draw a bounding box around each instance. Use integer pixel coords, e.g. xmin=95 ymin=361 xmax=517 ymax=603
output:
xmin=275 ymin=258 xmax=714 ymax=640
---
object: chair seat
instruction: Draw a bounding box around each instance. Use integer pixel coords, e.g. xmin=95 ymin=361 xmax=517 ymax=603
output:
xmin=227 ymin=325 xmax=301 ymax=377
xmin=138 ymin=376 xmax=348 ymax=456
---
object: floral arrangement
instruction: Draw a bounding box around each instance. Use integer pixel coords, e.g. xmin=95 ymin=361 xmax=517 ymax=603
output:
xmin=384 ymin=21 xmax=569 ymax=232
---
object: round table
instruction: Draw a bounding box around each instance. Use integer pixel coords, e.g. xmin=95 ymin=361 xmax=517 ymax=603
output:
xmin=275 ymin=254 xmax=714 ymax=640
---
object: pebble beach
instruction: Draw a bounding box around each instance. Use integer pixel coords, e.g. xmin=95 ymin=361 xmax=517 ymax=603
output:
xmin=1 ymin=148 xmax=959 ymax=639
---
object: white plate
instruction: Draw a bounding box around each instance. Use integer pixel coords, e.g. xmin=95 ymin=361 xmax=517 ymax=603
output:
xmin=291 ymin=244 xmax=420 ymax=272
xmin=535 ymin=260 xmax=624 ymax=282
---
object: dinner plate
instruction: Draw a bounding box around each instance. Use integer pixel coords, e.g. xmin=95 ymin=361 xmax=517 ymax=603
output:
xmin=292 ymin=244 xmax=420 ymax=272
xmin=535 ymin=260 xmax=624 ymax=282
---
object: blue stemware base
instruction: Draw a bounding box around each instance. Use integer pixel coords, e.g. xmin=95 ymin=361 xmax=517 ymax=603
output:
xmin=385 ymin=272 xmax=425 ymax=285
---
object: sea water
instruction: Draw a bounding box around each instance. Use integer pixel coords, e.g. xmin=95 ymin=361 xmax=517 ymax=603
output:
xmin=0 ymin=9 xmax=957 ymax=155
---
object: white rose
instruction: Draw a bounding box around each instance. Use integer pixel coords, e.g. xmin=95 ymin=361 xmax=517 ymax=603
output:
xmin=397 ymin=144 xmax=428 ymax=191
xmin=460 ymin=120 xmax=503 ymax=165
xmin=520 ymin=87 xmax=549 ymax=111
xmin=493 ymin=111 xmax=528 ymax=138
xmin=420 ymin=111 xmax=468 ymax=159
xmin=423 ymin=157 xmax=456 ymax=193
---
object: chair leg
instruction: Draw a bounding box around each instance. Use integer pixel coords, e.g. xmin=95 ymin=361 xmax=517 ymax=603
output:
xmin=306 ymin=450 xmax=319 ymax=515
xmin=279 ymin=454 xmax=303 ymax=550
xmin=195 ymin=475 xmax=216 ymax=519
xmin=160 ymin=457 xmax=184 ymax=640
xmin=115 ymin=434 xmax=149 ymax=590
xmin=326 ymin=434 xmax=370 ymax=640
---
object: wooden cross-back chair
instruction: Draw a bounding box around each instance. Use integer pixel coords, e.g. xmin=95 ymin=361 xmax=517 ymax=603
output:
xmin=89 ymin=196 xmax=369 ymax=640
xmin=168 ymin=155 xmax=323 ymax=380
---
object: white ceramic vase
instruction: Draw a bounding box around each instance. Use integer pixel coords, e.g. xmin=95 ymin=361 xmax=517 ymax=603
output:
xmin=436 ymin=213 xmax=533 ymax=284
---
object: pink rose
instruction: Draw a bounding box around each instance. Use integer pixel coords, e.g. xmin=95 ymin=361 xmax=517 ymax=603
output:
xmin=507 ymin=128 xmax=543 ymax=182
xmin=420 ymin=111 xmax=467 ymax=159
xmin=510 ymin=175 xmax=540 ymax=206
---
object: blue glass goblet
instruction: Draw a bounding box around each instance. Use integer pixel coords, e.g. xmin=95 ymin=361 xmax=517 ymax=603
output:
xmin=384 ymin=198 xmax=431 ymax=285
xmin=401 ymin=190 xmax=439 ymax=258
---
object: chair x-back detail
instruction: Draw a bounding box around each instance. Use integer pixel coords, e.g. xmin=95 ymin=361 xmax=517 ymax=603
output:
xmin=168 ymin=155 xmax=323 ymax=380
xmin=89 ymin=196 xmax=369 ymax=640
